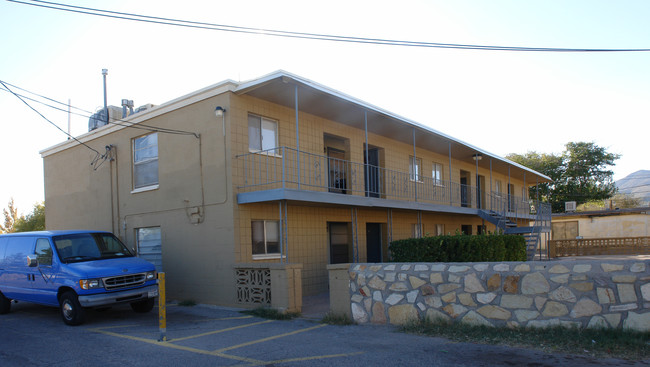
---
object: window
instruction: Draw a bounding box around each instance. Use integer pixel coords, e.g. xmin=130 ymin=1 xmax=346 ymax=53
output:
xmin=522 ymin=187 xmax=528 ymax=201
xmin=411 ymin=223 xmax=422 ymax=238
xmin=133 ymin=133 xmax=159 ymax=190
xmin=495 ymin=180 xmax=502 ymax=195
xmin=35 ymin=238 xmax=52 ymax=266
xmin=136 ymin=227 xmax=162 ymax=271
xmin=432 ymin=162 xmax=444 ymax=186
xmin=434 ymin=224 xmax=444 ymax=236
xmin=252 ymin=220 xmax=280 ymax=258
xmin=248 ymin=114 xmax=278 ymax=152
xmin=409 ymin=156 xmax=422 ymax=182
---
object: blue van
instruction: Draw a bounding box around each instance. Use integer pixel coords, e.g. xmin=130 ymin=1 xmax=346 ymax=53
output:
xmin=0 ymin=230 xmax=158 ymax=325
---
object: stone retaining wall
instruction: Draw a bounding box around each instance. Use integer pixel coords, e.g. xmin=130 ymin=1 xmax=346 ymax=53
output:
xmin=328 ymin=260 xmax=650 ymax=331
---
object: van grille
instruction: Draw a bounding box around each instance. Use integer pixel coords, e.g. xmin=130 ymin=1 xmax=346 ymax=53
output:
xmin=103 ymin=273 xmax=146 ymax=290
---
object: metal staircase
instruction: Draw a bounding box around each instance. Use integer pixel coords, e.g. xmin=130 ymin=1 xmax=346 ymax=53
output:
xmin=478 ymin=200 xmax=551 ymax=260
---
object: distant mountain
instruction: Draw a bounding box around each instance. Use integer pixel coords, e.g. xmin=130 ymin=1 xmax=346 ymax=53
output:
xmin=616 ymin=170 xmax=650 ymax=205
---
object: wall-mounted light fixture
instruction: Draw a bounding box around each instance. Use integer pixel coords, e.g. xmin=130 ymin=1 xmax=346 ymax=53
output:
xmin=215 ymin=106 xmax=226 ymax=135
xmin=472 ymin=153 xmax=483 ymax=161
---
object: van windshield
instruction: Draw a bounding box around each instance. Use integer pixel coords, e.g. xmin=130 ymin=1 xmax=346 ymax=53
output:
xmin=53 ymin=233 xmax=133 ymax=263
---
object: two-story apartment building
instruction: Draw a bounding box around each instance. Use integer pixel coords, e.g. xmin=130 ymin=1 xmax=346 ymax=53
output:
xmin=41 ymin=71 xmax=551 ymax=310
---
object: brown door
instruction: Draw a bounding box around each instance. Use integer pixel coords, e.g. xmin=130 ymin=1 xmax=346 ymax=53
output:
xmin=329 ymin=222 xmax=351 ymax=264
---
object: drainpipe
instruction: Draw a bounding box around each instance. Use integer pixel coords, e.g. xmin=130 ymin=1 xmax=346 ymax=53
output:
xmin=448 ymin=142 xmax=452 ymax=206
xmin=279 ymin=202 xmax=283 ymax=264
xmin=295 ymin=85 xmax=300 ymax=189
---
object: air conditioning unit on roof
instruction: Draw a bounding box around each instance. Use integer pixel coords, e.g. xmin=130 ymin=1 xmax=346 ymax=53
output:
xmin=565 ymin=201 xmax=576 ymax=212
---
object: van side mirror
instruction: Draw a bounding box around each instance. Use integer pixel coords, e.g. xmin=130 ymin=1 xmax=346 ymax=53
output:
xmin=26 ymin=255 xmax=38 ymax=267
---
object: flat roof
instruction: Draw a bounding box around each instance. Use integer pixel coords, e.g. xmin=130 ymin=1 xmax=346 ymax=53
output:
xmin=40 ymin=70 xmax=551 ymax=183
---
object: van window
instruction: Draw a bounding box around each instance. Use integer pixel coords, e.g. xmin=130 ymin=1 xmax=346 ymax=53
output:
xmin=54 ymin=233 xmax=133 ymax=263
xmin=5 ymin=237 xmax=35 ymax=266
xmin=35 ymin=238 xmax=53 ymax=266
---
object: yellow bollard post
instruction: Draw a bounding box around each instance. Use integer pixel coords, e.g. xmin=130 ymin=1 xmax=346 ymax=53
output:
xmin=158 ymin=272 xmax=167 ymax=342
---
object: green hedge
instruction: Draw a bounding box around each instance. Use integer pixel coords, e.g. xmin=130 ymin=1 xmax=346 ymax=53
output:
xmin=388 ymin=233 xmax=526 ymax=262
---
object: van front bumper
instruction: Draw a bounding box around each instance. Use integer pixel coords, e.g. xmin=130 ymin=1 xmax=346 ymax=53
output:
xmin=77 ymin=285 xmax=159 ymax=307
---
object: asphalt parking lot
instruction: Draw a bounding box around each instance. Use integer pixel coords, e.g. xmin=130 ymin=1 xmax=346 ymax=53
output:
xmin=1 ymin=301 xmax=647 ymax=367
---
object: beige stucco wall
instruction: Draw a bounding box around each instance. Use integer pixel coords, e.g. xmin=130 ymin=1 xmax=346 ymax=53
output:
xmin=554 ymin=214 xmax=650 ymax=238
xmin=43 ymin=93 xmax=239 ymax=306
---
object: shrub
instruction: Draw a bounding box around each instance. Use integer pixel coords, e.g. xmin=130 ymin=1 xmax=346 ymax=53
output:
xmin=388 ymin=233 xmax=526 ymax=262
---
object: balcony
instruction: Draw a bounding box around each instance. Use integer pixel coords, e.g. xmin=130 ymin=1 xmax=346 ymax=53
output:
xmin=236 ymin=147 xmax=549 ymax=223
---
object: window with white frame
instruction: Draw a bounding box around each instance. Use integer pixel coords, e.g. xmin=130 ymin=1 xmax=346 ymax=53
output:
xmin=409 ymin=156 xmax=422 ymax=182
xmin=248 ymin=114 xmax=278 ymax=152
xmin=133 ymin=133 xmax=159 ymax=190
xmin=136 ymin=227 xmax=162 ymax=272
xmin=432 ymin=162 xmax=444 ymax=186
xmin=252 ymin=220 xmax=280 ymax=258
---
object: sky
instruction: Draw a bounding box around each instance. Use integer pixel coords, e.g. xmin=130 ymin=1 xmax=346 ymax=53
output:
xmin=1 ymin=0 xmax=649 ymax=216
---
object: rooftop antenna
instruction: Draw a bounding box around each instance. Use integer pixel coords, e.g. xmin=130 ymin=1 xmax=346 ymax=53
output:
xmin=102 ymin=69 xmax=108 ymax=124
xmin=67 ymin=98 xmax=71 ymax=139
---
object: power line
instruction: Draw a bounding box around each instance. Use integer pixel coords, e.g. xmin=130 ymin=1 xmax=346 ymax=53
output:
xmin=0 ymin=80 xmax=103 ymax=158
xmin=9 ymin=0 xmax=650 ymax=53
xmin=0 ymin=81 xmax=199 ymax=137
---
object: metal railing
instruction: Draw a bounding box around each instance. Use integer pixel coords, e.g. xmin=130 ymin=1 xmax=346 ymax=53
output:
xmin=236 ymin=146 xmax=545 ymax=219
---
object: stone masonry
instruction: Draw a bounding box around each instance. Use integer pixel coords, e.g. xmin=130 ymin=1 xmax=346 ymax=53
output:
xmin=343 ymin=260 xmax=650 ymax=331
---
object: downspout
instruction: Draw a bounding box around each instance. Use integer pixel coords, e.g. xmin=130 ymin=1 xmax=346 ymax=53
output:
xmin=279 ymin=202 xmax=283 ymax=264
xmin=295 ymin=85 xmax=300 ymax=189
xmin=448 ymin=142 xmax=453 ymax=206
xmin=475 ymin=152 xmax=479 ymax=209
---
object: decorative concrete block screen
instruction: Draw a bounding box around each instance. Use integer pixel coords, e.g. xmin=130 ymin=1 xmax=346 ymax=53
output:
xmin=329 ymin=260 xmax=650 ymax=331
xmin=235 ymin=263 xmax=303 ymax=313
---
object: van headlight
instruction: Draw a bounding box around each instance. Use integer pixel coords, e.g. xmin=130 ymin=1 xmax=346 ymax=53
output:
xmin=80 ymin=279 xmax=103 ymax=290
xmin=145 ymin=271 xmax=157 ymax=281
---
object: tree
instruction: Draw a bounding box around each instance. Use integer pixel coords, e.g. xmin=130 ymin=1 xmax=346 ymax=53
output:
xmin=507 ymin=142 xmax=620 ymax=213
xmin=1 ymin=198 xmax=21 ymax=234
xmin=14 ymin=202 xmax=45 ymax=232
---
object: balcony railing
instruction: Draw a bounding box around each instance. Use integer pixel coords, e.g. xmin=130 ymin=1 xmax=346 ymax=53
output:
xmin=236 ymin=147 xmax=545 ymax=219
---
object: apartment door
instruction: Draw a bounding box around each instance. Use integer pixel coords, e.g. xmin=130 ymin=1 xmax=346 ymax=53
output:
xmin=329 ymin=222 xmax=351 ymax=264
xmin=364 ymin=147 xmax=380 ymax=197
xmin=460 ymin=170 xmax=471 ymax=207
xmin=366 ymin=223 xmax=382 ymax=263
xmin=327 ymin=148 xmax=347 ymax=194
xmin=507 ymin=184 xmax=515 ymax=212
xmin=461 ymin=225 xmax=472 ymax=235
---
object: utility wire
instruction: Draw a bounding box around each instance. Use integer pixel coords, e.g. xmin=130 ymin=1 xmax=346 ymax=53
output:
xmin=0 ymin=81 xmax=199 ymax=137
xmin=9 ymin=0 xmax=650 ymax=53
xmin=0 ymin=80 xmax=103 ymax=158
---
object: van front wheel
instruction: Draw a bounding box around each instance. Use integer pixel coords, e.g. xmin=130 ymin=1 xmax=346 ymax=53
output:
xmin=0 ymin=292 xmax=11 ymax=314
xmin=60 ymin=291 xmax=85 ymax=326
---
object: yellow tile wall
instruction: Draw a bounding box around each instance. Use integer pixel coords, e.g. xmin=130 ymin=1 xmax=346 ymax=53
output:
xmin=238 ymin=203 xmax=498 ymax=296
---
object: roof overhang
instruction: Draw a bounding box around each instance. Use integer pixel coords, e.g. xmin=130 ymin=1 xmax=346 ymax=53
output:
xmin=234 ymin=70 xmax=551 ymax=183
